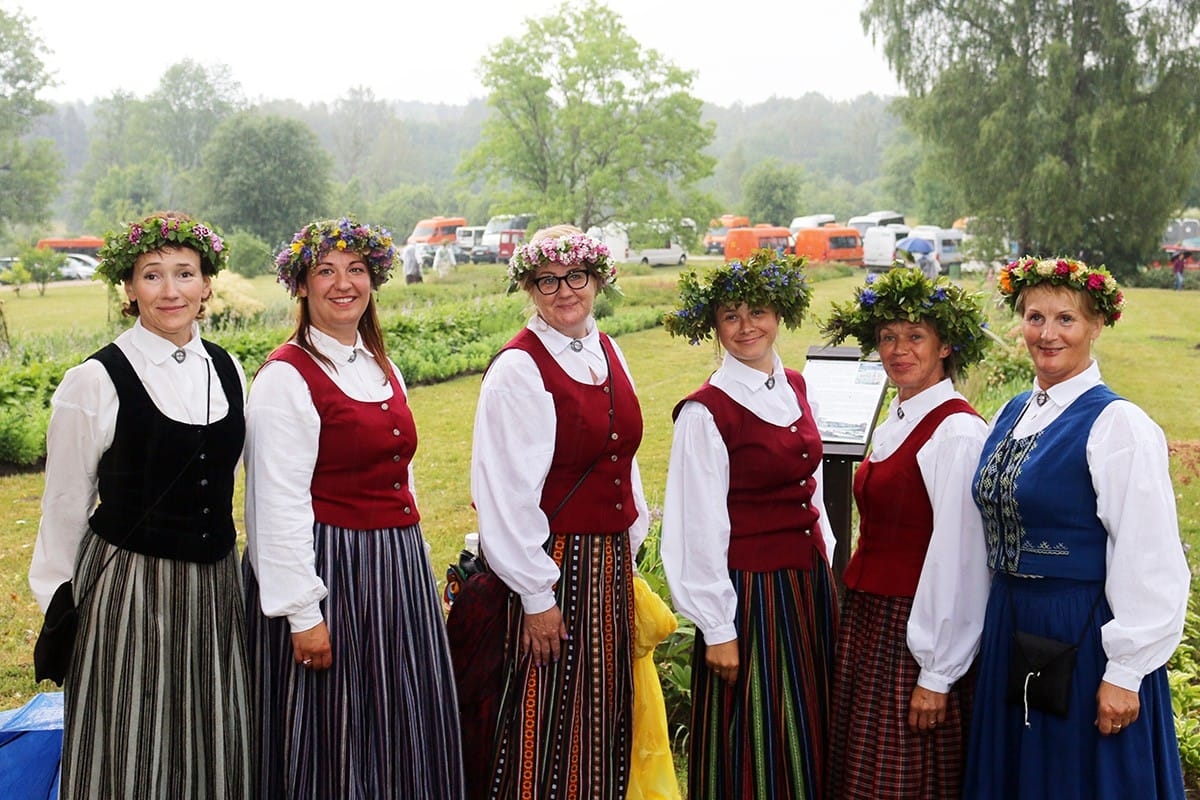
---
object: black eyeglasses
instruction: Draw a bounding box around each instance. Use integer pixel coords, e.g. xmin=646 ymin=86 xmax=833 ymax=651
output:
xmin=533 ymin=269 xmax=590 ymax=295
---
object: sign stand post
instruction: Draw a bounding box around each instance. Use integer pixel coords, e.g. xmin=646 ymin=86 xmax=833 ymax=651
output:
xmin=801 ymin=345 xmax=889 ymax=596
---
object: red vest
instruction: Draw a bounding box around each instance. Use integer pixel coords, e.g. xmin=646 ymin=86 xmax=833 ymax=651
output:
xmin=675 ymin=370 xmax=825 ymax=572
xmin=267 ymin=344 xmax=420 ymax=530
xmin=843 ymin=398 xmax=977 ymax=596
xmin=503 ymin=329 xmax=642 ymax=535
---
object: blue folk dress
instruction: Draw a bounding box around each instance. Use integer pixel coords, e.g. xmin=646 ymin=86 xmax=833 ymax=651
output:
xmin=965 ymin=385 xmax=1185 ymax=800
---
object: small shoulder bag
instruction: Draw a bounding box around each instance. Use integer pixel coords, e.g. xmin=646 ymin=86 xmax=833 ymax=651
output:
xmin=1005 ymin=590 xmax=1103 ymax=724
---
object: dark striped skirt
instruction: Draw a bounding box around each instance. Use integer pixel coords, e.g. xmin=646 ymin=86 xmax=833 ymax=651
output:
xmin=61 ymin=531 xmax=253 ymax=799
xmin=488 ymin=531 xmax=634 ymax=800
xmin=245 ymin=522 xmax=465 ymax=800
xmin=687 ymin=561 xmax=838 ymax=800
xmin=827 ymin=590 xmax=974 ymax=799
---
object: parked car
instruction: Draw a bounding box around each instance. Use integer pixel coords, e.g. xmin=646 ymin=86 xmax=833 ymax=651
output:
xmin=861 ymin=223 xmax=912 ymax=269
xmin=847 ymin=211 xmax=906 ymax=237
xmin=59 ymin=253 xmax=99 ymax=280
xmin=630 ymin=238 xmax=687 ymax=266
xmin=788 ymin=214 xmax=837 ymax=234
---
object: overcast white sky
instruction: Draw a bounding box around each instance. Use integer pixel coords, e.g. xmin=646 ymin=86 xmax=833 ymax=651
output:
xmin=17 ymin=0 xmax=902 ymax=108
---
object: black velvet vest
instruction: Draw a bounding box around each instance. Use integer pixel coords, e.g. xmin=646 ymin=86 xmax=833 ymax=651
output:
xmin=87 ymin=341 xmax=244 ymax=562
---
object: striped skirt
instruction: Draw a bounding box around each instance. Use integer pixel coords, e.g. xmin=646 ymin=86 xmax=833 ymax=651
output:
xmin=244 ymin=522 xmax=465 ymax=800
xmin=488 ymin=532 xmax=634 ymax=800
xmin=826 ymin=590 xmax=974 ymax=799
xmin=61 ymin=531 xmax=253 ymax=799
xmin=688 ymin=561 xmax=838 ymax=800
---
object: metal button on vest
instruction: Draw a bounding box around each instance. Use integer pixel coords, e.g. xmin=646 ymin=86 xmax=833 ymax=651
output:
xmin=393 ymin=454 xmax=401 ymax=462
xmin=393 ymin=482 xmax=402 ymax=490
xmin=202 ymin=507 xmax=210 ymax=515
xmin=199 ymin=453 xmax=206 ymax=460
xmin=392 ymin=428 xmax=400 ymax=436
xmin=802 ymin=452 xmax=809 ymax=459
xmin=404 ymin=506 xmax=411 ymax=514
xmin=199 ymin=478 xmax=208 ymax=486
xmin=804 ymin=529 xmax=812 ymax=536
xmin=610 ymin=432 xmax=618 ymax=440
xmin=801 ymin=502 xmax=808 ymax=509
xmin=615 ymin=503 xmax=623 ymax=511
xmin=789 ymin=425 xmax=797 ymax=432
xmin=614 ymin=478 xmax=621 ymax=486
xmin=201 ymin=532 xmax=210 ymax=539
xmin=800 ymin=479 xmax=807 ymax=486
xmin=603 ymin=386 xmax=610 ymax=393
xmin=610 ymin=454 xmax=618 ymax=462
xmin=381 ymin=402 xmax=389 ymax=410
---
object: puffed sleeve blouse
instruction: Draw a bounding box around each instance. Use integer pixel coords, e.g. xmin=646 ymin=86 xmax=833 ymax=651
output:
xmin=661 ymin=351 xmax=836 ymax=645
xmin=29 ymin=320 xmax=244 ymax=611
xmin=470 ymin=315 xmax=651 ymax=615
xmin=1002 ymin=360 xmax=1190 ymax=691
xmin=243 ymin=327 xmax=414 ymax=633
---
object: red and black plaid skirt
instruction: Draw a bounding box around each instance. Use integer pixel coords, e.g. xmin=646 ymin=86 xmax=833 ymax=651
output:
xmin=827 ymin=590 xmax=975 ymax=800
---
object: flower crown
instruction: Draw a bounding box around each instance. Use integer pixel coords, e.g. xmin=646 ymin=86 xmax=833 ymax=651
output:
xmin=997 ymin=256 xmax=1124 ymax=326
xmin=275 ymin=215 xmax=396 ymax=296
xmin=506 ymin=233 xmax=617 ymax=294
xmin=96 ymin=213 xmax=227 ymax=285
xmin=819 ymin=266 xmax=991 ymax=376
xmin=663 ymin=249 xmax=813 ymax=345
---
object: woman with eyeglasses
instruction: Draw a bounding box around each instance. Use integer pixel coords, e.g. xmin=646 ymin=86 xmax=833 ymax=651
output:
xmin=467 ymin=224 xmax=650 ymax=799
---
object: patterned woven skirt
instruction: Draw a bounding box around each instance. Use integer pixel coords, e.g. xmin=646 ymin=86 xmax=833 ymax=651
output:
xmin=245 ymin=522 xmax=465 ymax=800
xmin=488 ymin=531 xmax=634 ymax=800
xmin=61 ymin=531 xmax=253 ymax=799
xmin=688 ymin=561 xmax=838 ymax=800
xmin=826 ymin=590 xmax=974 ymax=799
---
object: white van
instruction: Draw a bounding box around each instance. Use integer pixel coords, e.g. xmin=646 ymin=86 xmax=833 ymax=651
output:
xmin=629 ymin=237 xmax=687 ymax=266
xmin=848 ymin=211 xmax=906 ymax=237
xmin=907 ymin=225 xmax=966 ymax=271
xmin=788 ymin=214 xmax=837 ymax=234
xmin=585 ymin=223 xmax=631 ymax=262
xmin=862 ymin=224 xmax=911 ymax=268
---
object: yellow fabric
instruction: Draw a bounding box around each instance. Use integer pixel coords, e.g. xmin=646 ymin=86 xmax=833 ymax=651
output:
xmin=628 ymin=575 xmax=682 ymax=800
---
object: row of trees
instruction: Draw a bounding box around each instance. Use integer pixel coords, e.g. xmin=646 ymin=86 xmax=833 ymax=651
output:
xmin=4 ymin=1 xmax=1200 ymax=277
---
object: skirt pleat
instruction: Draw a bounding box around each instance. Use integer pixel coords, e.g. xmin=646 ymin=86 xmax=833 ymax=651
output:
xmin=488 ymin=532 xmax=634 ymax=800
xmin=963 ymin=573 xmax=1186 ymax=800
xmin=62 ymin=531 xmax=254 ymax=799
xmin=688 ymin=561 xmax=838 ymax=800
xmin=245 ymin=522 xmax=465 ymax=800
xmin=826 ymin=590 xmax=974 ymax=799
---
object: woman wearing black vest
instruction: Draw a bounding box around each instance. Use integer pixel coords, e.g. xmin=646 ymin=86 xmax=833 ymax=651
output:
xmin=28 ymin=211 xmax=252 ymax=798
xmin=660 ymin=249 xmax=834 ymax=799
xmin=820 ymin=267 xmax=991 ymax=799
xmin=470 ymin=224 xmax=650 ymax=799
xmin=243 ymin=216 xmax=463 ymax=799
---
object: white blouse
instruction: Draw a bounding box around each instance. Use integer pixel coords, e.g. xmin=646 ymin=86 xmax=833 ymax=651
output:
xmin=995 ymin=361 xmax=1191 ymax=691
xmin=661 ymin=352 xmax=836 ymax=645
xmin=28 ymin=320 xmax=245 ymax=611
xmin=243 ymin=328 xmax=415 ymax=633
xmin=470 ymin=315 xmax=651 ymax=615
xmin=873 ymin=379 xmax=990 ymax=694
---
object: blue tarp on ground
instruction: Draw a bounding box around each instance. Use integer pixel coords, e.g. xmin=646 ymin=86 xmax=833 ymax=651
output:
xmin=0 ymin=692 xmax=62 ymax=800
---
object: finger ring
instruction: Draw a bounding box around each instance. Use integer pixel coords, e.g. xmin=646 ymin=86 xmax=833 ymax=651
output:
xmin=1113 ymin=724 xmax=1121 ymax=730
xmin=302 ymin=658 xmax=313 ymax=666
xmin=930 ymin=721 xmax=938 ymax=728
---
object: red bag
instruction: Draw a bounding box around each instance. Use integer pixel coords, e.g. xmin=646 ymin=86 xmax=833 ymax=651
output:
xmin=446 ymin=571 xmax=513 ymax=798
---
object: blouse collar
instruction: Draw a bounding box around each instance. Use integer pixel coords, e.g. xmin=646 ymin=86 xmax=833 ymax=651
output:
xmin=720 ymin=350 xmax=784 ymax=393
xmin=131 ymin=319 xmax=207 ymax=365
xmin=307 ymin=326 xmax=372 ymax=364
xmin=529 ymin=314 xmax=600 ymax=357
xmin=1032 ymin=359 xmax=1101 ymax=410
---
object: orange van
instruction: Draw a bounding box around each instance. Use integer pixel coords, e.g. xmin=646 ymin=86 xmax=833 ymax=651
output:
xmin=793 ymin=226 xmax=863 ymax=266
xmin=407 ymin=216 xmax=467 ymax=246
xmin=704 ymin=214 xmax=752 ymax=255
xmin=723 ymin=226 xmax=792 ymax=263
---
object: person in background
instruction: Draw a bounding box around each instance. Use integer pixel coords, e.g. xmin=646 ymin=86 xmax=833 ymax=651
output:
xmin=1171 ymin=251 xmax=1186 ymax=291
xmin=660 ymin=249 xmax=837 ymax=799
xmin=29 ymin=211 xmax=252 ymax=798
xmin=964 ymin=256 xmax=1189 ymax=799
xmin=433 ymin=240 xmax=456 ymax=277
xmin=243 ymin=216 xmax=463 ymax=799
xmin=820 ymin=267 xmax=992 ymax=799
xmin=470 ymin=224 xmax=650 ymax=799
xmin=402 ymin=242 xmax=422 ymax=284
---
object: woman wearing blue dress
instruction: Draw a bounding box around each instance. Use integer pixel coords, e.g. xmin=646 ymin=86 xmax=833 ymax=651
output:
xmin=965 ymin=256 xmax=1189 ymax=799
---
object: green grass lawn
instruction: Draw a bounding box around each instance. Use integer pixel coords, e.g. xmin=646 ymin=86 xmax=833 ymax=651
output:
xmin=0 ymin=269 xmax=1197 ymax=713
